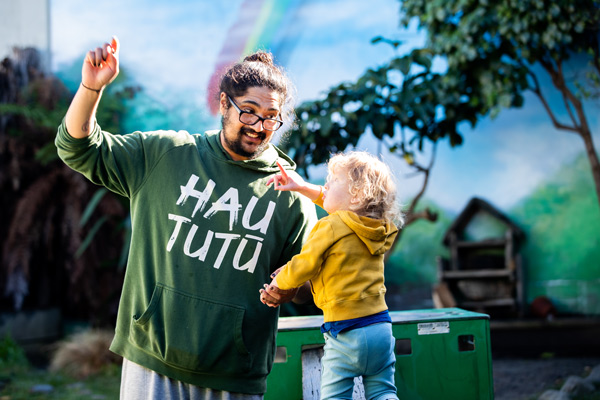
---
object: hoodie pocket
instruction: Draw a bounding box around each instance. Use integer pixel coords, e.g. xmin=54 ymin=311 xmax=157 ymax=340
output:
xmin=130 ymin=283 xmax=252 ymax=375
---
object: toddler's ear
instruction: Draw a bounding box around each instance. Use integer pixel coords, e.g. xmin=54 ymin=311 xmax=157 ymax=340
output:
xmin=350 ymin=197 xmax=360 ymax=204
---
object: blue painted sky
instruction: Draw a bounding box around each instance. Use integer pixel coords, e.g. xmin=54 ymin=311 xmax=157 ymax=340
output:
xmin=50 ymin=0 xmax=600 ymax=213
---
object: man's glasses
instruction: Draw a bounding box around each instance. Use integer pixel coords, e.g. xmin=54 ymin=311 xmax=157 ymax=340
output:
xmin=228 ymin=96 xmax=284 ymax=131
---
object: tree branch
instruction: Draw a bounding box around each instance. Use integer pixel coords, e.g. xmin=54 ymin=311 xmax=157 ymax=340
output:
xmin=385 ymin=142 xmax=439 ymax=262
xmin=556 ymin=62 xmax=580 ymax=129
xmin=527 ymin=63 xmax=579 ymax=134
xmin=404 ymin=207 xmax=438 ymax=226
xmin=408 ymin=142 xmax=436 ymax=212
xmin=540 ymin=57 xmax=591 ymax=139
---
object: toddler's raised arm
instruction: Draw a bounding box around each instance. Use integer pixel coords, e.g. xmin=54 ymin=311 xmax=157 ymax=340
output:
xmin=267 ymin=161 xmax=323 ymax=201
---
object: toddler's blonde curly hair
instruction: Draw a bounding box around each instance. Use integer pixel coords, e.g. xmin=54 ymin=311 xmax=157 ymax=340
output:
xmin=327 ymin=151 xmax=404 ymax=226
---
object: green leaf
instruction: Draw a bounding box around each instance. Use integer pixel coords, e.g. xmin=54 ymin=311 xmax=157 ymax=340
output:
xmin=403 ymin=152 xmax=415 ymax=165
xmin=411 ymin=49 xmax=433 ymax=70
xmin=75 ymin=216 xmax=108 ymax=258
xmin=392 ymin=56 xmax=412 ymax=75
xmin=449 ymin=132 xmax=463 ymax=147
xmin=80 ymin=188 xmax=108 ymax=227
xmin=34 ymin=142 xmax=59 ymax=165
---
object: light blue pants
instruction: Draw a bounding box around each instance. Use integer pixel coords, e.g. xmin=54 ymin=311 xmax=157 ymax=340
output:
xmin=320 ymin=322 xmax=399 ymax=400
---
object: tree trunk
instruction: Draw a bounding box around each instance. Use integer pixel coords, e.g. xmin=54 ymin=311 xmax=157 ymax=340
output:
xmin=580 ymin=126 xmax=600 ymax=205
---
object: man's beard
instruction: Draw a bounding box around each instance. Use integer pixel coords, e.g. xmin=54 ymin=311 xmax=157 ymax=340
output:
xmin=222 ymin=118 xmax=269 ymax=159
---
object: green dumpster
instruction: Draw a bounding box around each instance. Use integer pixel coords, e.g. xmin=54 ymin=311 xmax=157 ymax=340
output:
xmin=265 ymin=308 xmax=494 ymax=400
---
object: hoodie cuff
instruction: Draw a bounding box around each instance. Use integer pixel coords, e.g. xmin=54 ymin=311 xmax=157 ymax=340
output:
xmin=313 ymin=186 xmax=324 ymax=207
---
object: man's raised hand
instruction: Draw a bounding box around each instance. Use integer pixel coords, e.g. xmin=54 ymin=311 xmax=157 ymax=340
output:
xmin=82 ymin=36 xmax=120 ymax=92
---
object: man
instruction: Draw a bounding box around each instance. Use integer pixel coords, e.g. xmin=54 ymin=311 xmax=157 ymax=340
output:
xmin=55 ymin=37 xmax=317 ymax=399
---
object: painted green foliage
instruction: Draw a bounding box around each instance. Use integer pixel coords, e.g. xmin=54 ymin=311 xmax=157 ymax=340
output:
xmin=513 ymin=155 xmax=600 ymax=282
xmin=511 ymin=155 xmax=600 ymax=313
xmin=387 ymin=154 xmax=600 ymax=314
xmin=387 ymin=201 xmax=451 ymax=287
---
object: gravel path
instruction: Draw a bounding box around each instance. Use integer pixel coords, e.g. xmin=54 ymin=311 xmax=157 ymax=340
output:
xmin=493 ymin=357 xmax=600 ymax=400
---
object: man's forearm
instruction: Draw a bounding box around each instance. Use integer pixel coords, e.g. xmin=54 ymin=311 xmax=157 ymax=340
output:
xmin=65 ymin=84 xmax=103 ymax=139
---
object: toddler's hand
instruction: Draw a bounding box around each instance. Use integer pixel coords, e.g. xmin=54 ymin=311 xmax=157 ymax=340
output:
xmin=259 ymin=275 xmax=298 ymax=307
xmin=266 ymin=161 xmax=305 ymax=192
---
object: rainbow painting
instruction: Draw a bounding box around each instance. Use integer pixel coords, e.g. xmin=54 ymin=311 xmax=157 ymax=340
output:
xmin=206 ymin=0 xmax=304 ymax=114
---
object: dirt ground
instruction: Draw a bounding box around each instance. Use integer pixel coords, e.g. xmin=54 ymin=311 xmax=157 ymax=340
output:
xmin=492 ymin=356 xmax=600 ymax=400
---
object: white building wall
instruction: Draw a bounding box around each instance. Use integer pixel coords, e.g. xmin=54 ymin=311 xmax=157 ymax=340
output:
xmin=0 ymin=0 xmax=50 ymax=68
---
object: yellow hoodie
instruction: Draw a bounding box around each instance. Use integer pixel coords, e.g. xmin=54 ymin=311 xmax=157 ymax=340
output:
xmin=275 ymin=207 xmax=398 ymax=322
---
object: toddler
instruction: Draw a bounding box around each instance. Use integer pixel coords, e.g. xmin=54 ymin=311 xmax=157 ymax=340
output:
xmin=261 ymin=151 xmax=402 ymax=400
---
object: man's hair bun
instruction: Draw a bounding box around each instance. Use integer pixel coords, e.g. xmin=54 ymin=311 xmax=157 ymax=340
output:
xmin=243 ymin=52 xmax=274 ymax=65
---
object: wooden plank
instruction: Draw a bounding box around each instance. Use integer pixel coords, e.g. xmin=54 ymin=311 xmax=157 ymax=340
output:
xmin=450 ymin=232 xmax=459 ymax=270
xmin=505 ymin=230 xmax=513 ymax=270
xmin=441 ymin=269 xmax=513 ymax=279
xmin=432 ymin=283 xmax=457 ymax=308
xmin=460 ymin=298 xmax=516 ymax=308
xmin=515 ymin=254 xmax=524 ymax=317
xmin=455 ymin=239 xmax=506 ymax=248
xmin=302 ymin=347 xmax=323 ymax=400
xmin=301 ymin=347 xmax=366 ymax=400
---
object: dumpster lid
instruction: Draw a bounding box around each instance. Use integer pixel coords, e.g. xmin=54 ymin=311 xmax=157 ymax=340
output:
xmin=277 ymin=308 xmax=489 ymax=331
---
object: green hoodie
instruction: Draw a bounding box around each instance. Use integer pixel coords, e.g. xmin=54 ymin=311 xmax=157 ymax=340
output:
xmin=55 ymin=121 xmax=317 ymax=394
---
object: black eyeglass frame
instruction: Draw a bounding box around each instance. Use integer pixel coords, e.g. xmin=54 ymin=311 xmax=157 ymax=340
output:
xmin=227 ymin=95 xmax=284 ymax=132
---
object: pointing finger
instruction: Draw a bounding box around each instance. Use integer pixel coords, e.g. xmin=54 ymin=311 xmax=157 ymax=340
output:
xmin=276 ymin=161 xmax=288 ymax=182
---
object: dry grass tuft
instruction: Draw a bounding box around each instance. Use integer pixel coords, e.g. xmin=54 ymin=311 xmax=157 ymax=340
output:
xmin=49 ymin=329 xmax=122 ymax=378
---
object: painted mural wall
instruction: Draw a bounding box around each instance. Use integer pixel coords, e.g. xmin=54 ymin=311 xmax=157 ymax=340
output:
xmin=48 ymin=0 xmax=600 ymax=315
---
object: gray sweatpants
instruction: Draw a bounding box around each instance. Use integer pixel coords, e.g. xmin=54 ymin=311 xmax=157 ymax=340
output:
xmin=120 ymin=358 xmax=264 ymax=400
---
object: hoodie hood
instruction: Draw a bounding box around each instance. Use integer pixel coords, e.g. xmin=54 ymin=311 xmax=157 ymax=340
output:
xmin=204 ymin=129 xmax=296 ymax=173
xmin=337 ymin=211 xmax=398 ymax=255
